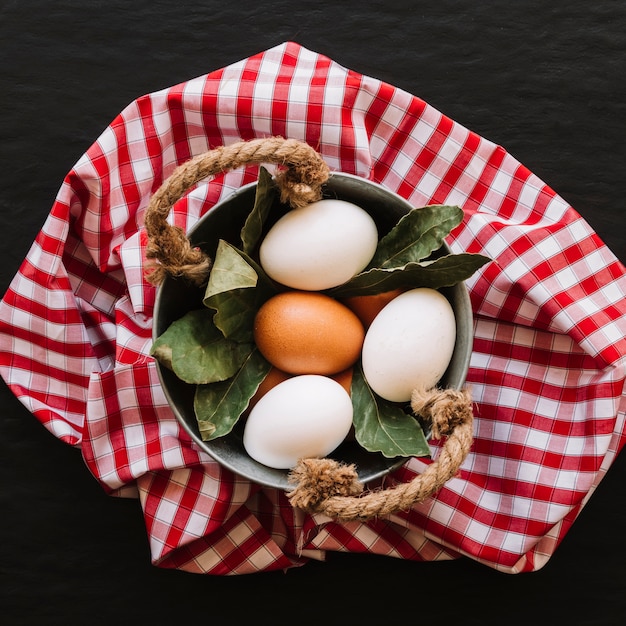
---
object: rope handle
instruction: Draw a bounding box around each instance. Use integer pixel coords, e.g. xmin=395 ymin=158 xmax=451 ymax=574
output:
xmin=287 ymin=385 xmax=474 ymax=522
xmin=143 ymin=136 xmax=330 ymax=286
xmin=143 ymin=137 xmax=474 ymax=521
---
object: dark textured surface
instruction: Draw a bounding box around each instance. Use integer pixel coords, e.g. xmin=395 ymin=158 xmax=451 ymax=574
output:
xmin=1 ymin=2 xmax=625 ymax=624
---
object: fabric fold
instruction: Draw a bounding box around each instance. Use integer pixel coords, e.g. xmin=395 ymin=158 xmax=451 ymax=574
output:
xmin=1 ymin=41 xmax=625 ymax=574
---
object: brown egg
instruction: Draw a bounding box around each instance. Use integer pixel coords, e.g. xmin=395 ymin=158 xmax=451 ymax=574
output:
xmin=253 ymin=291 xmax=365 ymax=375
xmin=244 ymin=367 xmax=292 ymax=416
xmin=331 ymin=367 xmax=353 ymax=395
xmin=341 ymin=288 xmax=405 ymax=329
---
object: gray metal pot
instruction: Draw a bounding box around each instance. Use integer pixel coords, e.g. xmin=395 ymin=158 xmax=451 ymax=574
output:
xmin=152 ymin=172 xmax=473 ymax=490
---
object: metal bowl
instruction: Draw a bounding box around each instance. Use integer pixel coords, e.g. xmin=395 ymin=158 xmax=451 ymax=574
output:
xmin=152 ymin=172 xmax=474 ymax=490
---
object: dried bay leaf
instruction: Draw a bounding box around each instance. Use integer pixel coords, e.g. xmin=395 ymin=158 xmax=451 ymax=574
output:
xmin=205 ymin=239 xmax=259 ymax=296
xmin=195 ymin=349 xmax=272 ymax=440
xmin=368 ymin=205 xmax=464 ymax=269
xmin=240 ymin=166 xmax=277 ymax=255
xmin=150 ymin=342 xmax=173 ymax=372
xmin=150 ymin=308 xmax=255 ymax=385
xmin=203 ymin=240 xmax=277 ymax=342
xmin=351 ymin=363 xmax=430 ymax=458
xmin=328 ymin=252 xmax=491 ymax=298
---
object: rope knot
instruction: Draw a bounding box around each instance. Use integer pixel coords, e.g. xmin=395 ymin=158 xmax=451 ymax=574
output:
xmin=143 ymin=136 xmax=330 ymax=286
xmin=287 ymin=458 xmax=363 ymax=513
xmin=287 ymin=385 xmax=474 ymax=522
xmin=145 ymin=225 xmax=212 ymax=286
xmin=411 ymin=384 xmax=473 ymax=440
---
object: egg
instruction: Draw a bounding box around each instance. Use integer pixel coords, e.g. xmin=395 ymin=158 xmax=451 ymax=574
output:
xmin=331 ymin=367 xmax=354 ymax=395
xmin=242 ymin=375 xmax=353 ymax=469
xmin=341 ymin=288 xmax=406 ymax=329
xmin=361 ymin=287 xmax=457 ymax=402
xmin=243 ymin=367 xmax=292 ymax=416
xmin=253 ymin=291 xmax=365 ymax=375
xmin=258 ymin=198 xmax=378 ymax=290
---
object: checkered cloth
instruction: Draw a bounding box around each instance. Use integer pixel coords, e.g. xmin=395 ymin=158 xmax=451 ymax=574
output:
xmin=1 ymin=42 xmax=625 ymax=575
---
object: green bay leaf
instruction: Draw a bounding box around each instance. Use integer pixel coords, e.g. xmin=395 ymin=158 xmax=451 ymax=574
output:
xmin=240 ymin=166 xmax=277 ymax=255
xmin=328 ymin=252 xmax=491 ymax=298
xmin=150 ymin=341 xmax=173 ymax=371
xmin=205 ymin=239 xmax=259 ymax=298
xmin=368 ymin=205 xmax=464 ymax=269
xmin=194 ymin=349 xmax=272 ymax=441
xmin=203 ymin=240 xmax=277 ymax=342
xmin=206 ymin=288 xmax=260 ymax=344
xmin=150 ymin=308 xmax=255 ymax=384
xmin=351 ymin=363 xmax=431 ymax=458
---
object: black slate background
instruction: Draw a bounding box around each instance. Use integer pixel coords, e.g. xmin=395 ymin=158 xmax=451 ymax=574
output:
xmin=1 ymin=2 xmax=625 ymax=624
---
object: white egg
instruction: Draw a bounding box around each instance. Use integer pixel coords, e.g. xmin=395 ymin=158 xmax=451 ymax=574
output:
xmin=361 ymin=288 xmax=457 ymax=402
xmin=259 ymin=199 xmax=378 ymax=291
xmin=242 ymin=374 xmax=353 ymax=470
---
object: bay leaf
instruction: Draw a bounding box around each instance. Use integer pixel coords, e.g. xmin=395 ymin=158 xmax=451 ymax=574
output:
xmin=367 ymin=205 xmax=464 ymax=269
xmin=240 ymin=166 xmax=277 ymax=255
xmin=150 ymin=342 xmax=173 ymax=371
xmin=205 ymin=239 xmax=259 ymax=298
xmin=203 ymin=240 xmax=277 ymax=342
xmin=351 ymin=363 xmax=431 ymax=458
xmin=205 ymin=288 xmax=260 ymax=344
xmin=195 ymin=349 xmax=272 ymax=441
xmin=328 ymin=252 xmax=491 ymax=298
xmin=150 ymin=308 xmax=255 ymax=384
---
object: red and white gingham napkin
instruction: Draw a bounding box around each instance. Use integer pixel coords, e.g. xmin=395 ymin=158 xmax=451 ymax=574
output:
xmin=1 ymin=42 xmax=625 ymax=575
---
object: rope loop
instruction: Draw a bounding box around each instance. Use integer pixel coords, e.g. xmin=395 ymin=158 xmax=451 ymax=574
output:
xmin=143 ymin=136 xmax=330 ymax=286
xmin=287 ymin=385 xmax=474 ymax=522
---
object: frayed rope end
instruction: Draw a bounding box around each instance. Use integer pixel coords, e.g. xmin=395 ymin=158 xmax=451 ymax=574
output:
xmin=287 ymin=457 xmax=364 ymax=513
xmin=411 ymin=383 xmax=473 ymax=440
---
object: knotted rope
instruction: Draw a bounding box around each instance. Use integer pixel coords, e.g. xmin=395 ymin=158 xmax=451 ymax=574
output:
xmin=143 ymin=136 xmax=330 ymax=286
xmin=287 ymin=385 xmax=474 ymax=521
